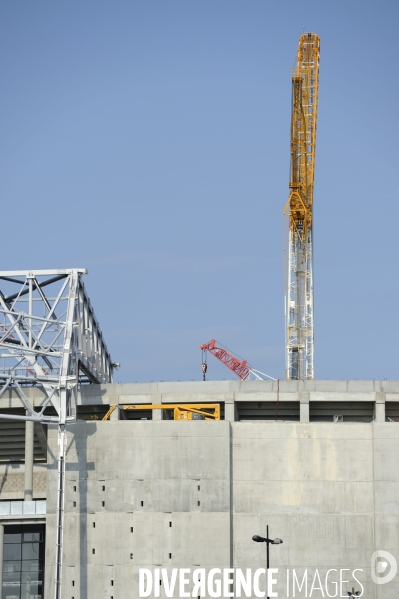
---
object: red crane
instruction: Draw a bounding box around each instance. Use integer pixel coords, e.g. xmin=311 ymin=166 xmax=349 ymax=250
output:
xmin=199 ymin=339 xmax=275 ymax=381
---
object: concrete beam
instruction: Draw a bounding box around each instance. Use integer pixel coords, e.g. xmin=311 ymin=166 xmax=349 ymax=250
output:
xmin=224 ymin=401 xmax=236 ymax=422
xmin=300 ymin=394 xmax=310 ymax=423
xmin=152 ymin=394 xmax=162 ymax=421
xmin=374 ymin=392 xmax=386 ymax=422
xmin=24 ymin=420 xmax=34 ymax=501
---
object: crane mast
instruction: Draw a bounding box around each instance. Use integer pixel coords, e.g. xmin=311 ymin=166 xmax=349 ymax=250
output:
xmin=284 ymin=33 xmax=320 ymax=380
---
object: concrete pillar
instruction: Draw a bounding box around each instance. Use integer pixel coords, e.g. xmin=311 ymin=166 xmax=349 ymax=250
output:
xmin=152 ymin=394 xmax=162 ymax=421
xmin=0 ymin=523 xmax=4 ymax=593
xmin=24 ymin=420 xmax=34 ymax=501
xmin=300 ymin=395 xmax=309 ymax=423
xmin=110 ymin=404 xmax=119 ymax=420
xmin=374 ymin=393 xmax=385 ymax=422
xmin=224 ymin=402 xmax=235 ymax=422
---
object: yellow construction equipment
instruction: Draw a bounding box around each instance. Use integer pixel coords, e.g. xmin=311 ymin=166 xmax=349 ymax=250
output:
xmin=102 ymin=405 xmax=117 ymax=420
xmin=122 ymin=403 xmax=220 ymax=421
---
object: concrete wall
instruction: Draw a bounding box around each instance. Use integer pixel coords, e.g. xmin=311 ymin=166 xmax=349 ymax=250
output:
xmin=41 ymin=380 xmax=399 ymax=598
xmin=1 ymin=381 xmax=399 ymax=598
xmin=45 ymin=421 xmax=232 ymax=599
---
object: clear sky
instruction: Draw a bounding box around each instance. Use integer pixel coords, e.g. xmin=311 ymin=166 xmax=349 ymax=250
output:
xmin=0 ymin=0 xmax=398 ymax=382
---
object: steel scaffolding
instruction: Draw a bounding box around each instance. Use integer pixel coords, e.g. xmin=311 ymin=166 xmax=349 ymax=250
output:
xmin=0 ymin=269 xmax=117 ymax=599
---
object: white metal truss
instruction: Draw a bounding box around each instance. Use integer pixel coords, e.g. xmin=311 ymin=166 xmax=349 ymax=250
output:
xmin=0 ymin=269 xmax=117 ymax=599
xmin=0 ymin=269 xmax=115 ymax=425
xmin=246 ymin=369 xmax=276 ymax=381
xmin=285 ymin=229 xmax=314 ymax=380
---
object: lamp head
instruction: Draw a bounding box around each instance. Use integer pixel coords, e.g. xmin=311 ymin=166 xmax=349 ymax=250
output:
xmin=252 ymin=535 xmax=264 ymax=543
xmin=272 ymin=538 xmax=283 ymax=544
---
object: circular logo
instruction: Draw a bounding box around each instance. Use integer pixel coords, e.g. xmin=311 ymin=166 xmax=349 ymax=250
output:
xmin=371 ymin=550 xmax=397 ymax=585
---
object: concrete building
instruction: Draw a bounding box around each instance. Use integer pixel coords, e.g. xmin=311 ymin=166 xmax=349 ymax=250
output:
xmin=1 ymin=380 xmax=399 ymax=598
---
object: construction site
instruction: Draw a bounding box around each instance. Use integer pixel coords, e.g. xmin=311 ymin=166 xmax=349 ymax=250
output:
xmin=0 ymin=33 xmax=398 ymax=599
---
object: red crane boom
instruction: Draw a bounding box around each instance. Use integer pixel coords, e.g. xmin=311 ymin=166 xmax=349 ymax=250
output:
xmin=199 ymin=339 xmax=251 ymax=380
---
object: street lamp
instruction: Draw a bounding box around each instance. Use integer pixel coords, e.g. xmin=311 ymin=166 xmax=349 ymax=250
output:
xmin=252 ymin=525 xmax=283 ymax=599
xmin=347 ymin=589 xmax=361 ymax=598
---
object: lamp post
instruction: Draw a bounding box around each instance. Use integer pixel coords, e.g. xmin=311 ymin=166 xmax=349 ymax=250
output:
xmin=252 ymin=526 xmax=283 ymax=599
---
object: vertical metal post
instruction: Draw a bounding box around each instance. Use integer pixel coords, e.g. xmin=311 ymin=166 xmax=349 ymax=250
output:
xmin=0 ymin=524 xmax=4 ymax=595
xmin=28 ymin=276 xmax=33 ymax=348
xmin=266 ymin=525 xmax=270 ymax=599
xmin=54 ymin=426 xmax=66 ymax=599
xmin=24 ymin=419 xmax=34 ymax=501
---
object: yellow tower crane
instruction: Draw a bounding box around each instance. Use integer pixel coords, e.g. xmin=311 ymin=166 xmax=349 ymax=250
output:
xmin=284 ymin=32 xmax=320 ymax=380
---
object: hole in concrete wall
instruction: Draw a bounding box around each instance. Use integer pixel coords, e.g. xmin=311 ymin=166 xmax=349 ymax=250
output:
xmin=73 ymin=486 xmax=76 ymax=492
xmin=130 ymin=527 xmax=133 ymax=533
xmin=0 ymin=414 xmax=48 ymax=462
xmin=92 ymin=522 xmax=95 ymax=528
xmin=124 ymin=409 xmax=153 ymax=420
xmin=162 ymin=405 xmax=225 ymax=420
xmin=169 ymin=553 xmax=172 ymax=559
xmin=386 ymin=402 xmax=399 ymax=421
xmin=102 ymin=501 xmax=105 ymax=507
xmin=169 ymin=522 xmax=172 ymax=527
xmin=197 ymin=501 xmax=200 ymax=506
xmin=310 ymin=402 xmax=373 ymax=422
xmin=72 ymin=581 xmax=75 ymax=586
xmin=73 ymin=502 xmax=76 ymax=507
xmin=130 ymin=553 xmax=133 ymax=559
xmin=92 ymin=549 xmax=95 ymax=555
xmin=77 ymin=405 xmax=109 ymax=421
xmin=102 ymin=485 xmax=105 ymax=491
xmin=111 ymin=580 xmax=114 ymax=586
xmin=141 ymin=501 xmax=144 ymax=506
xmin=236 ymin=401 xmax=300 ymax=421
xmin=197 ymin=485 xmax=200 ymax=491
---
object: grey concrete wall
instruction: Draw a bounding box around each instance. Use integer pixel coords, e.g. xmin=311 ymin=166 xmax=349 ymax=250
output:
xmin=1 ymin=379 xmax=399 ymax=415
xmin=44 ymin=417 xmax=399 ymax=599
xmin=77 ymin=379 xmax=399 ymax=412
xmin=0 ymin=463 xmax=47 ymax=500
xmin=2 ymin=381 xmax=399 ymax=598
xmin=45 ymin=421 xmax=231 ymax=599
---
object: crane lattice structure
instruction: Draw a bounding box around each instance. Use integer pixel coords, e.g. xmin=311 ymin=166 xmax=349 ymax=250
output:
xmin=284 ymin=33 xmax=320 ymax=380
xmin=199 ymin=339 xmax=275 ymax=381
xmin=0 ymin=269 xmax=116 ymax=599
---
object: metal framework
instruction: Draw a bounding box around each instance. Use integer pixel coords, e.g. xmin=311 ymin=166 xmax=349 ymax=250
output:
xmin=199 ymin=339 xmax=276 ymax=381
xmin=0 ymin=269 xmax=116 ymax=599
xmin=284 ymin=33 xmax=320 ymax=380
xmin=0 ymin=269 xmax=114 ymax=424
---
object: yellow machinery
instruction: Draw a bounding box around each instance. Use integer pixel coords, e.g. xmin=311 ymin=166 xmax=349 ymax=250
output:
xmin=122 ymin=403 xmax=220 ymax=421
xmin=102 ymin=405 xmax=117 ymax=420
xmin=284 ymin=32 xmax=320 ymax=380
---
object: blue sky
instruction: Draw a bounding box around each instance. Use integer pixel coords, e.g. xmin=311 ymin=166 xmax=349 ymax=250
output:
xmin=0 ymin=0 xmax=398 ymax=382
